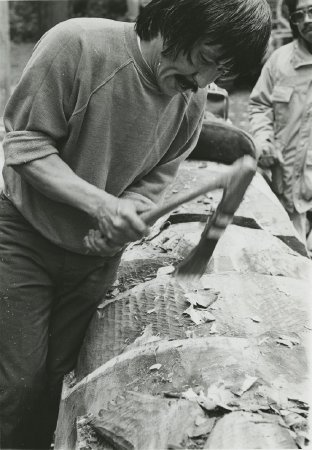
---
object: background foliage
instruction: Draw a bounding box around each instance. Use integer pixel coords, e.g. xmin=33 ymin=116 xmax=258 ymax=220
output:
xmin=9 ymin=0 xmax=128 ymax=42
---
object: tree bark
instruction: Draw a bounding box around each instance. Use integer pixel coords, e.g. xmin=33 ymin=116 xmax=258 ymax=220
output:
xmin=39 ymin=0 xmax=70 ymax=36
xmin=0 ymin=0 xmax=10 ymax=116
xmin=126 ymin=0 xmax=140 ymax=20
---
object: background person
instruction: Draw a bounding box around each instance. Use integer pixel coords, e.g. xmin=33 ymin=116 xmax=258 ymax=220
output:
xmin=0 ymin=0 xmax=271 ymax=448
xmin=249 ymin=0 xmax=312 ymax=247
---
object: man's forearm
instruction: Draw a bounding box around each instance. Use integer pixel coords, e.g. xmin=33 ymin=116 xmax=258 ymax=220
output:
xmin=13 ymin=153 xmax=112 ymax=217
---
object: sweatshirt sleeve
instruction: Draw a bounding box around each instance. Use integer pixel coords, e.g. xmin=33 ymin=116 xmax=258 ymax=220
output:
xmin=3 ymin=22 xmax=82 ymax=166
xmin=122 ymin=110 xmax=204 ymax=206
xmin=248 ymin=56 xmax=275 ymax=157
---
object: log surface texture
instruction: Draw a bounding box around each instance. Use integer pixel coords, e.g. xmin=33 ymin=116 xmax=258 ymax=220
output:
xmin=55 ymin=161 xmax=311 ymax=450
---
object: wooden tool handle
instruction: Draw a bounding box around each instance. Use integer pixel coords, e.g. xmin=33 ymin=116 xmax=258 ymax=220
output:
xmin=141 ymin=170 xmax=228 ymax=226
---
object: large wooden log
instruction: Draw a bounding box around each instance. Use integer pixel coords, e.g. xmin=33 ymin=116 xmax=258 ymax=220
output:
xmin=75 ymin=271 xmax=310 ymax=382
xmin=55 ymin=160 xmax=311 ymax=449
xmin=56 ymin=336 xmax=308 ymax=449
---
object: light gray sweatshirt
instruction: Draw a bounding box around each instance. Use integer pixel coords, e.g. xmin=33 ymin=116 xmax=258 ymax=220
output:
xmin=3 ymin=18 xmax=206 ymax=253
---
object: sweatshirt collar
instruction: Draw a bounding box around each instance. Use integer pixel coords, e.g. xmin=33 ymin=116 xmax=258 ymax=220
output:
xmin=123 ymin=22 xmax=161 ymax=92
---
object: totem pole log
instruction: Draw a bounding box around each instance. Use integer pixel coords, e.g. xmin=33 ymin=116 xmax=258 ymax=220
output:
xmin=55 ymin=125 xmax=311 ymax=450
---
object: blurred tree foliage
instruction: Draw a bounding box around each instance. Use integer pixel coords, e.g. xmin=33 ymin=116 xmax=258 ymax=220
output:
xmin=9 ymin=1 xmax=41 ymax=42
xmin=9 ymin=0 xmax=128 ymax=42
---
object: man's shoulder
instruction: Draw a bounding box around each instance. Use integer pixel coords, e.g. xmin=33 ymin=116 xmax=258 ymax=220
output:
xmin=46 ymin=18 xmax=126 ymax=48
xmin=65 ymin=17 xmax=125 ymax=36
xmin=44 ymin=18 xmax=131 ymax=80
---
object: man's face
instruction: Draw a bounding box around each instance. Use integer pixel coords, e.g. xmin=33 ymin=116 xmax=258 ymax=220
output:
xmin=156 ymin=42 xmax=227 ymax=97
xmin=294 ymin=0 xmax=312 ymax=46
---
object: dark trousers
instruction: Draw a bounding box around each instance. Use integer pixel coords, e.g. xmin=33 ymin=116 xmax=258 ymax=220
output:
xmin=0 ymin=194 xmax=121 ymax=449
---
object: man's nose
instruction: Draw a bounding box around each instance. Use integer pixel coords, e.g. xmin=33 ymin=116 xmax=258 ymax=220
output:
xmin=194 ymin=69 xmax=217 ymax=88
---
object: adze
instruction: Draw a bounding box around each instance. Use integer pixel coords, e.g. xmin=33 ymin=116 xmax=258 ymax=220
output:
xmin=141 ymin=155 xmax=256 ymax=280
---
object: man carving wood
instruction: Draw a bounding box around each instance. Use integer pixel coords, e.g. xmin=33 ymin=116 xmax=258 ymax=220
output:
xmin=0 ymin=1 xmax=271 ymax=448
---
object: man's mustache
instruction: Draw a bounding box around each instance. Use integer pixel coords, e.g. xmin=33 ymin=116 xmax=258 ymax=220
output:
xmin=303 ymin=24 xmax=312 ymax=32
xmin=175 ymin=74 xmax=198 ymax=92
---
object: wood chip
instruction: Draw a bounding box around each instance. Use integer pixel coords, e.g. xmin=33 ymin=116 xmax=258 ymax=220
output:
xmin=157 ymin=266 xmax=175 ymax=277
xmin=188 ymin=417 xmax=216 ymax=438
xmin=279 ymin=334 xmax=301 ymax=345
xmin=184 ymin=291 xmax=218 ymax=308
xmin=149 ymin=363 xmax=162 ymax=371
xmin=183 ymin=306 xmax=215 ymax=325
xmin=283 ymin=412 xmax=307 ymax=428
xmin=250 ymin=316 xmax=261 ymax=323
xmin=230 ymin=375 xmax=258 ymax=397
xmin=206 ymin=383 xmax=234 ymax=409
xmin=276 ymin=335 xmax=301 ymax=347
xmin=181 ymin=387 xmax=199 ymax=403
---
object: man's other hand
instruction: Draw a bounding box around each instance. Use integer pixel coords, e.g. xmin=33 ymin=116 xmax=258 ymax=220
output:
xmin=258 ymin=143 xmax=284 ymax=169
xmin=83 ymin=229 xmax=124 ymax=256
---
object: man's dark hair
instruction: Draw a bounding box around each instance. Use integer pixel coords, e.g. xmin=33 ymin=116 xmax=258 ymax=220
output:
xmin=135 ymin=0 xmax=271 ymax=77
xmin=284 ymin=0 xmax=300 ymax=38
